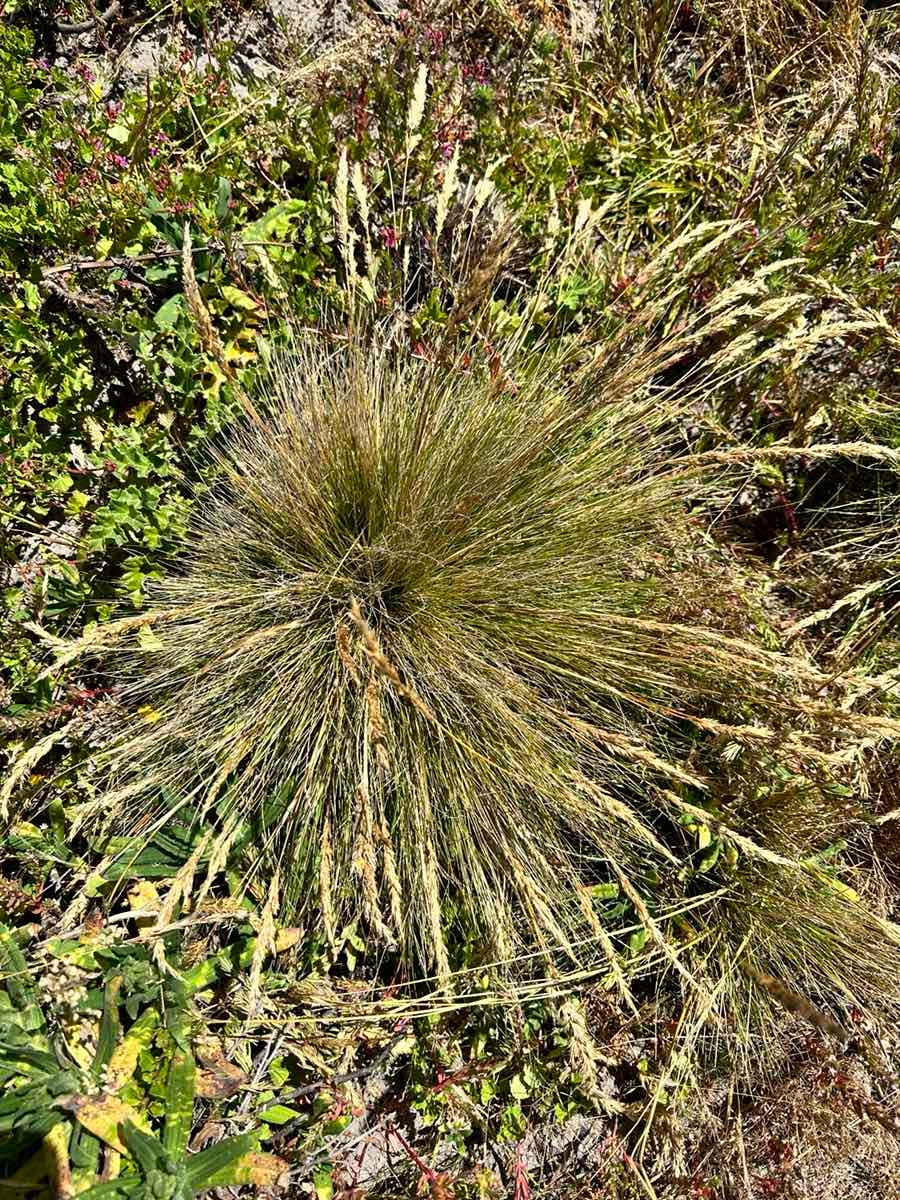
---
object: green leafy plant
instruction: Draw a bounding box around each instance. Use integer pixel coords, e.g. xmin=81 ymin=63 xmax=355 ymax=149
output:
xmin=0 ymin=915 xmax=284 ymax=1192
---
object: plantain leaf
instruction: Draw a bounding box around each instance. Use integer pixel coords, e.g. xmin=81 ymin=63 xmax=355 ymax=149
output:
xmin=183 ymin=1131 xmax=256 ymax=1188
xmin=162 ymin=1049 xmax=196 ymax=1157
xmin=0 ymin=924 xmax=38 ymax=1012
xmin=58 ymin=1094 xmax=151 ymax=1155
xmin=105 ymin=1008 xmax=159 ymax=1093
xmin=92 ymin=976 xmax=123 ymax=1073
xmin=118 ymin=1120 xmax=164 ymax=1172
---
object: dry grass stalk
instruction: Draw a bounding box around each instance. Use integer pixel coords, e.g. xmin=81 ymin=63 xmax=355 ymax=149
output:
xmin=335 ymin=620 xmax=362 ymax=687
xmin=374 ymin=812 xmax=404 ymax=937
xmin=443 ymin=221 xmax=515 ymax=340
xmin=349 ymin=597 xmax=436 ymax=723
xmin=365 ymin=673 xmax=390 ymax=770
xmin=695 ymin=441 xmax=900 ymax=469
xmin=744 ymin=963 xmax=850 ymax=1043
xmin=423 ymin=840 xmax=451 ymax=986
xmin=353 ymin=784 xmax=396 ymax=946
xmin=434 ymin=142 xmax=460 ymax=243
xmin=150 ymin=833 xmax=212 ymax=972
xmin=405 ymin=63 xmax=428 ymax=154
xmin=26 ymin=609 xmax=178 ymax=682
xmin=247 ymin=869 xmax=281 ymax=1017
xmin=1 ymin=717 xmax=85 ymax=820
xmin=333 ymin=148 xmax=358 ymax=289
xmin=319 ymin=810 xmax=337 ymax=955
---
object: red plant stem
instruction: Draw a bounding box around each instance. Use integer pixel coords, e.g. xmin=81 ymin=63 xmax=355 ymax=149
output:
xmin=387 ymin=1123 xmax=437 ymax=1182
xmin=513 ymin=1143 xmax=530 ymax=1200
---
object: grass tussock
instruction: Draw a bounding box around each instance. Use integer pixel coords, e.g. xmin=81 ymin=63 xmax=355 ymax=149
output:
xmin=81 ymin=286 xmax=900 ymax=1050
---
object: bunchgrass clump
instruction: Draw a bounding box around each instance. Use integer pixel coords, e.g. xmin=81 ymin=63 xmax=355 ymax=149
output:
xmin=80 ymin=294 xmax=900 ymax=1039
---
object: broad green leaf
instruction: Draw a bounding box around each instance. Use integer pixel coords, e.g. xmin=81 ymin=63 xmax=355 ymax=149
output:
xmin=162 ymin=1050 xmax=196 ymax=1157
xmin=22 ymin=280 xmax=40 ymax=312
xmin=220 ymin=285 xmax=258 ymax=312
xmin=46 ymin=938 xmax=101 ymax=970
xmin=628 ymin=927 xmax=648 ymax=954
xmin=117 ymin=1121 xmax=163 ymax=1172
xmin=257 ymin=1103 xmax=301 ymax=1125
xmin=92 ymin=977 xmax=123 ymax=1073
xmin=154 ymin=295 xmax=185 ymax=330
xmin=183 ymin=1131 xmax=255 ymax=1188
xmin=215 ymin=177 xmax=232 ymax=220
xmin=312 ymin=1162 xmax=333 ymax=1200
xmin=239 ymin=199 xmax=305 ymax=246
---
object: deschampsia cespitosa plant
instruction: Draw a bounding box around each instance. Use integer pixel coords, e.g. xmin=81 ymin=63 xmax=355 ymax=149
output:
xmin=83 ymin=247 xmax=900 ymax=1059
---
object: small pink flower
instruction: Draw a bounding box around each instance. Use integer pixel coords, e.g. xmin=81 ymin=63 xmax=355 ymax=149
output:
xmin=463 ymin=59 xmax=490 ymax=85
xmin=380 ymin=226 xmax=398 ymax=250
xmin=108 ymin=152 xmax=130 ymax=170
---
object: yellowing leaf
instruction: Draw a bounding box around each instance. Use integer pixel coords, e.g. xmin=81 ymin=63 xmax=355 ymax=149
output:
xmin=106 ymin=1008 xmax=159 ymax=1092
xmin=57 ymin=1094 xmax=150 ymax=1154
xmin=128 ymin=880 xmax=161 ymax=930
xmin=811 ymin=867 xmax=860 ymax=903
xmin=43 ymin=1124 xmax=73 ymax=1199
xmin=194 ymin=1038 xmax=246 ymax=1099
xmin=274 ymin=926 xmax=303 ymax=953
xmin=220 ymin=285 xmax=260 ymax=312
xmin=230 ymin=1152 xmax=289 ymax=1188
xmin=12 ymin=821 xmax=43 ymax=839
xmin=136 ymin=625 xmax=164 ymax=652
xmin=85 ymin=416 xmax=105 ymax=446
